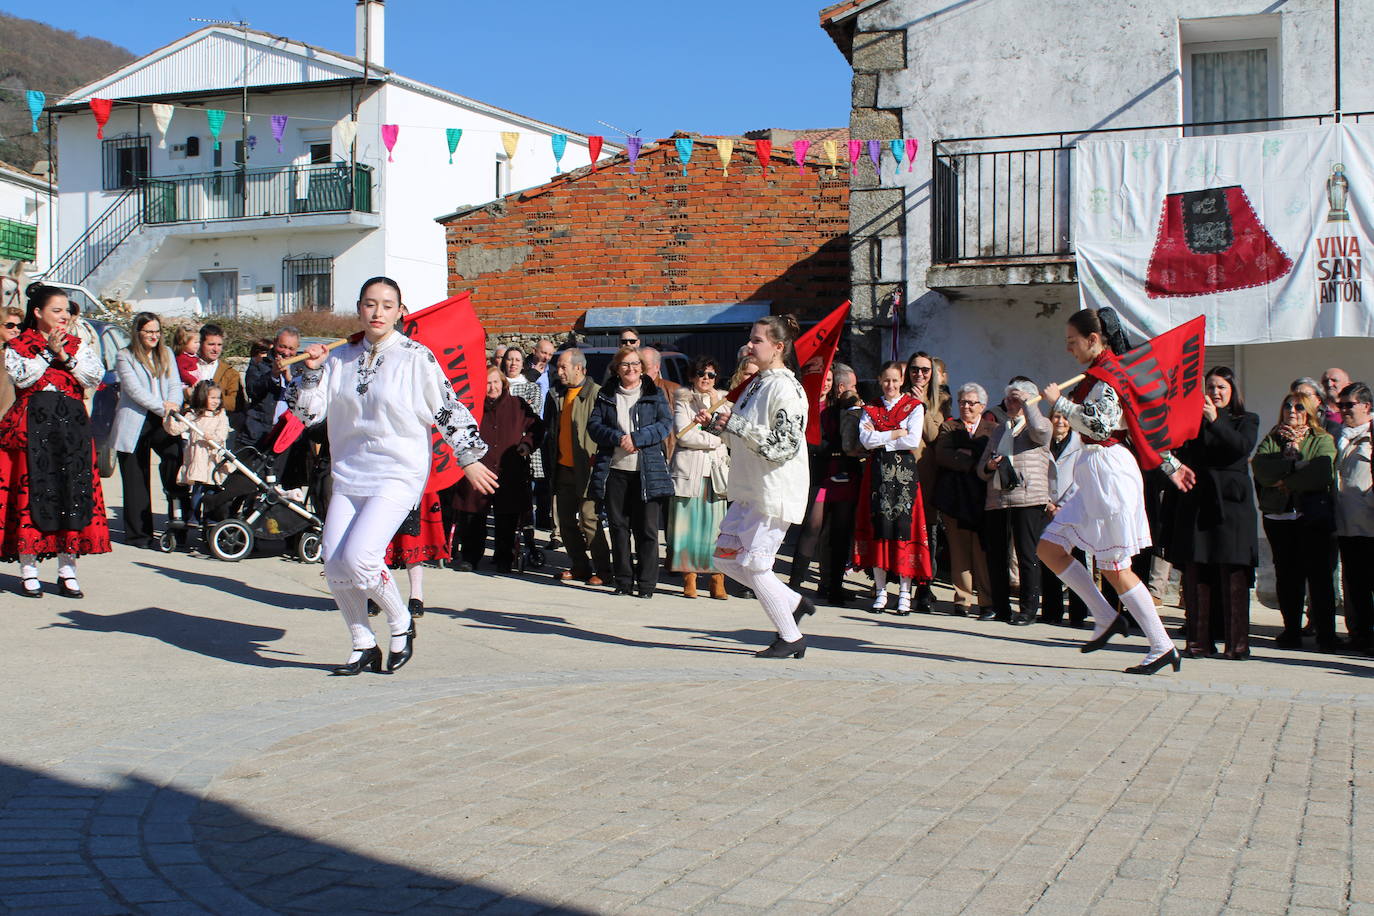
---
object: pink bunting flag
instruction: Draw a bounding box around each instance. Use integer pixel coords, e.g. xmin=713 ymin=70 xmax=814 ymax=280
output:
xmin=847 ymin=139 xmax=862 ymax=176
xmin=382 ymin=124 xmax=399 ymax=162
xmin=867 ymin=139 xmax=881 ymax=174
xmin=792 ymin=140 xmax=811 ymax=177
xmin=626 ymin=136 xmax=642 ymax=173
xmin=755 ymin=139 xmax=772 ymax=179
xmin=905 ymin=138 xmax=918 ymax=172
xmin=89 ymin=98 xmax=113 ymax=139
xmin=271 ymin=115 xmax=288 ymax=153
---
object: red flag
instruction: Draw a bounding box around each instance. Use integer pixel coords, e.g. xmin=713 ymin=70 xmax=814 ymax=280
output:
xmin=798 ymin=302 xmax=850 ymax=445
xmin=1085 ymin=315 xmax=1206 ymax=470
xmin=588 ymin=135 xmax=603 ymax=168
xmin=755 ymin=139 xmax=772 ymax=178
xmin=89 ymin=98 xmax=113 ymax=138
xmin=400 ymin=292 xmax=487 ymax=491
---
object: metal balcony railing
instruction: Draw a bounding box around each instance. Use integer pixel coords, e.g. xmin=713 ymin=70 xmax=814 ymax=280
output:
xmin=143 ymin=162 xmax=374 ymax=225
xmin=930 ymin=111 xmax=1373 ymax=265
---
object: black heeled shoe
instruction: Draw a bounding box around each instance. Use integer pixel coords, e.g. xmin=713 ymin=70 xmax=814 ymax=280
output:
xmin=331 ymin=645 xmax=383 ymax=676
xmin=1124 ymin=648 xmax=1181 ymax=675
xmin=387 ymin=626 xmax=417 ymax=672
xmin=792 ymin=596 xmax=816 ymax=625
xmin=408 ymin=597 xmax=424 ymax=618
xmin=1080 ymin=614 xmax=1129 ymax=653
xmin=20 ymin=577 xmax=42 ymax=598
xmin=58 ymin=579 xmax=83 ymax=599
xmin=755 ymin=636 xmax=806 ymax=659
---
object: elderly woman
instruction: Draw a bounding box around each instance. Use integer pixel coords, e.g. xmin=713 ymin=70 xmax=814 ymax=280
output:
xmin=1253 ymin=390 xmax=1338 ymax=651
xmin=977 ymin=377 xmax=1052 ymax=626
xmin=935 ymin=382 xmax=996 ymax=617
xmin=451 ymin=365 xmax=543 ymax=573
xmin=669 ymin=356 xmax=729 ymax=599
xmin=110 ymin=311 xmax=186 ymax=549
xmin=1335 ymin=382 xmax=1374 ymax=654
xmin=589 ymin=345 xmax=673 ymax=598
xmin=1040 ymin=409 xmax=1088 ymax=626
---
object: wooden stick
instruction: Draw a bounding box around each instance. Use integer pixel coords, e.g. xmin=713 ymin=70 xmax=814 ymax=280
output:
xmin=280 ymin=337 xmax=350 ymax=367
xmin=1024 ymin=373 xmax=1085 ymax=407
xmin=675 ymin=395 xmax=729 ymax=437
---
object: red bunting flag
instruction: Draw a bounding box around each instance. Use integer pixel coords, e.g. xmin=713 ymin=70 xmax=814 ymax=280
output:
xmin=754 ymin=139 xmax=772 ymax=178
xmin=588 ymin=135 xmax=603 ymax=168
xmin=797 ymin=301 xmax=850 ymax=445
xmin=1083 ymin=315 xmax=1206 ymax=470
xmin=89 ymin=98 xmax=113 ymax=138
xmin=400 ymin=292 xmax=487 ymax=490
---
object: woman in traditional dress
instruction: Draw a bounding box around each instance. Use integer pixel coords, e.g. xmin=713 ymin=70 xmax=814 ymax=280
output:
xmin=854 ymin=361 xmax=932 ymax=615
xmin=695 ymin=316 xmax=811 ymax=657
xmin=668 ymin=356 xmax=729 ymax=599
xmin=292 ymin=277 xmax=495 ymax=675
xmin=0 ymin=283 xmax=111 ymax=597
xmin=1036 ymin=308 xmax=1196 ymax=675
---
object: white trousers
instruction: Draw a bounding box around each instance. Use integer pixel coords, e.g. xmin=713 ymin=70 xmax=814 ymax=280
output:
xmin=321 ymin=493 xmax=412 ymax=650
xmin=714 ymin=503 xmax=802 ymax=642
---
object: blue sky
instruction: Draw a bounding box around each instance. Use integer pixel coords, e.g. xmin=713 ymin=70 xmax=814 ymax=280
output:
xmin=8 ymin=0 xmax=852 ymax=140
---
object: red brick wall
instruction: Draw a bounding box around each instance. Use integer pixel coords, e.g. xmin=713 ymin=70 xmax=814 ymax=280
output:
xmin=440 ymin=138 xmax=850 ymax=339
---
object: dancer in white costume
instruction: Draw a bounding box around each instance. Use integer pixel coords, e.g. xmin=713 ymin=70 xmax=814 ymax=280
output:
xmin=696 ymin=315 xmax=813 ymax=658
xmin=1036 ymin=308 xmax=1197 ymax=675
xmin=291 ymin=277 xmax=497 ymax=675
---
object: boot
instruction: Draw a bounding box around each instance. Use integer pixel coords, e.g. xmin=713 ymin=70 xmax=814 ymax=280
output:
xmin=1223 ymin=564 xmax=1251 ymax=659
xmin=788 ymin=553 xmax=812 ymax=591
xmin=709 ymin=573 xmax=728 ymax=600
xmin=1182 ymin=563 xmax=1214 ymax=658
xmin=682 ymin=572 xmax=698 ymax=599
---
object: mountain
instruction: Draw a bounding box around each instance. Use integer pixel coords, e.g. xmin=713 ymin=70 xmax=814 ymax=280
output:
xmin=0 ymin=12 xmax=135 ymax=173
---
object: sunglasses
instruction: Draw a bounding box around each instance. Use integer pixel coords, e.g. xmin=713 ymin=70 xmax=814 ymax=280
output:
xmin=1283 ymin=403 xmax=1307 ymax=413
xmin=700 ymin=371 xmax=717 ymax=379
xmin=1339 ymin=401 xmax=1361 ymax=411
xmin=2 ymin=322 xmax=19 ymax=330
xmin=909 ymin=366 xmax=933 ymax=374
xmin=620 ymin=337 xmax=639 ymax=345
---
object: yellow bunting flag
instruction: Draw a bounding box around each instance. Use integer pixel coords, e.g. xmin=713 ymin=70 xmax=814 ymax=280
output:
xmin=823 ymin=140 xmax=839 ymax=177
xmin=716 ymin=138 xmax=734 ymax=177
xmin=501 ymin=131 xmax=519 ymax=162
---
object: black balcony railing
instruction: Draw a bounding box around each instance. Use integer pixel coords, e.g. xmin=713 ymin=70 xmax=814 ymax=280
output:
xmin=930 ymin=111 xmax=1374 ymax=265
xmin=143 ymin=162 xmax=374 ymax=225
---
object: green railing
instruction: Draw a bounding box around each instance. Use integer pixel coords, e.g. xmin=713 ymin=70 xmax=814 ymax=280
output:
xmin=143 ymin=163 xmax=374 ymax=225
xmin=0 ymin=217 xmax=38 ymax=262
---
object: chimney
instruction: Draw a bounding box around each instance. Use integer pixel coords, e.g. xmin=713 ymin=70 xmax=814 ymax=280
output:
xmin=356 ymin=0 xmax=385 ymax=68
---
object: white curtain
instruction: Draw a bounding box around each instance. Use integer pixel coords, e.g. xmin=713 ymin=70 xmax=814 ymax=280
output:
xmin=1190 ymin=48 xmax=1269 ymax=136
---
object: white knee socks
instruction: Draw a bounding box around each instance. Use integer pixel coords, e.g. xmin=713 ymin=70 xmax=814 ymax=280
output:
xmin=1119 ymin=583 xmax=1174 ymax=660
xmin=716 ymin=555 xmax=802 ymax=642
xmin=331 ymin=583 xmax=377 ymax=651
xmin=1055 ymin=559 xmax=1118 ymax=633
xmin=407 ymin=563 xmax=424 ymax=602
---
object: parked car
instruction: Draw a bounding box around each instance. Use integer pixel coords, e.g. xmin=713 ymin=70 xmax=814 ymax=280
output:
xmin=561 ymin=346 xmax=690 ymax=386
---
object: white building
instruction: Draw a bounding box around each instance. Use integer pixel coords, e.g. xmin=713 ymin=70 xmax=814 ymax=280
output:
xmin=0 ymin=159 xmax=54 ymax=276
xmin=47 ymin=0 xmax=606 ymax=318
xmin=821 ymin=0 xmax=1374 ymax=418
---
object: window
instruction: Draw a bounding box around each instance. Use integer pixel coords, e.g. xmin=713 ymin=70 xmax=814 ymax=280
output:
xmin=102 ymin=136 xmax=150 ymax=190
xmin=199 ymin=270 xmax=239 ymax=318
xmin=1180 ymin=17 xmax=1280 ymax=136
xmin=309 ymin=142 xmax=331 ymax=164
xmin=495 ymin=155 xmax=510 ymax=197
xmin=281 ymin=256 xmax=333 ymax=313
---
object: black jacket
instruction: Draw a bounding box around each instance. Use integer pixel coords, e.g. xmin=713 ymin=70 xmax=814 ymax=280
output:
xmin=1165 ymin=409 xmax=1260 ymax=568
xmin=243 ymin=358 xmax=296 ymax=446
xmin=587 ymin=377 xmax=673 ymax=503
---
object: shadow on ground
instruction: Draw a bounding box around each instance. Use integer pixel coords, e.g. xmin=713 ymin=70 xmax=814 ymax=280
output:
xmin=0 ymin=759 xmax=592 ymax=914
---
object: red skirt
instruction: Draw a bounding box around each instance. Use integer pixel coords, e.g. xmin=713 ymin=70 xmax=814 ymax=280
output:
xmin=384 ymin=492 xmax=450 ymax=567
xmin=0 ymin=446 xmax=112 ymax=562
xmin=853 ymin=451 xmax=932 ymax=581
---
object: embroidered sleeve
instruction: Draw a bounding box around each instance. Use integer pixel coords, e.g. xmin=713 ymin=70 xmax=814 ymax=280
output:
xmin=71 ymin=341 xmax=104 ymax=389
xmin=286 ymin=364 xmax=328 ymax=427
xmin=724 ymin=386 xmax=806 ymax=464
xmin=5 ymin=346 xmax=47 ymax=389
xmin=420 ymin=348 xmax=488 ymax=467
xmin=1054 ymin=381 xmax=1123 ymax=441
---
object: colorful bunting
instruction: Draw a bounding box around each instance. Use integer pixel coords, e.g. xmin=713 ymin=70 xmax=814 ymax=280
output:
xmin=905 ymin=137 xmax=918 ymax=172
xmin=25 ymin=91 xmax=44 ymax=133
xmin=551 ymin=133 xmax=567 ymax=172
xmin=382 ymin=124 xmax=399 ymax=161
xmin=206 ymin=109 xmax=226 ymax=149
xmin=501 ymin=131 xmax=519 ymax=163
xmin=867 ymin=139 xmax=881 ymax=173
xmin=847 ymin=139 xmax=862 ymax=176
xmin=270 ymin=114 xmax=288 ymax=153
xmin=755 ymin=139 xmax=771 ymax=178
xmin=716 ymin=138 xmax=734 ymax=176
xmin=889 ymin=139 xmax=904 ymax=170
xmin=150 ymin=104 xmax=173 ymax=148
xmin=446 ymin=128 xmax=463 ymax=164
xmin=823 ymin=140 xmax=839 ymax=176
xmin=588 ymin=135 xmax=603 ymax=168
xmin=626 ymin=136 xmax=642 ymax=172
xmin=674 ymin=137 xmax=693 ymax=177
xmin=336 ymin=118 xmax=357 ymax=151
xmin=792 ymin=139 xmax=811 ymax=176
xmin=90 ymin=98 xmax=113 ymax=139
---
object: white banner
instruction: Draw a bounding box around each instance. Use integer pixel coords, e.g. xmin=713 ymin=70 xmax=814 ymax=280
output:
xmin=1074 ymin=123 xmax=1374 ymax=345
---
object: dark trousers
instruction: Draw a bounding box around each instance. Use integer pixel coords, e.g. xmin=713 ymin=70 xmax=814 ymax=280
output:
xmin=604 ymin=468 xmax=663 ymax=593
xmin=553 ymin=471 xmax=611 ymax=580
xmin=1040 ymin=547 xmax=1088 ymax=625
xmin=532 ymin=476 xmax=553 ymax=530
xmin=1264 ymin=518 xmax=1337 ymax=642
xmin=118 ymin=414 xmax=187 ymax=546
xmin=822 ymin=499 xmax=858 ymax=598
xmin=457 ymin=510 xmax=518 ymax=571
xmin=981 ymin=505 xmax=1047 ymax=620
xmin=1181 ymin=561 xmax=1252 ymax=656
xmin=1339 ymin=535 xmax=1374 ymax=650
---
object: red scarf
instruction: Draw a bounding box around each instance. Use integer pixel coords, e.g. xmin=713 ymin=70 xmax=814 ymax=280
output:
xmin=8 ymin=329 xmax=84 ymax=400
xmin=863 ymin=394 xmax=920 ymax=431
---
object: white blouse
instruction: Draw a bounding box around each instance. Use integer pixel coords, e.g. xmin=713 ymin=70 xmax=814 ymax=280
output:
xmin=287 ymin=331 xmax=486 ymax=503
xmin=721 ymin=368 xmax=809 ymax=524
xmin=859 ymin=396 xmax=925 ymax=452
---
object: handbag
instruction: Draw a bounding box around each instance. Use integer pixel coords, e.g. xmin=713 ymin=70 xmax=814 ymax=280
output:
xmin=397 ymin=505 xmax=421 ymax=536
xmin=709 ymin=454 xmax=729 ymax=501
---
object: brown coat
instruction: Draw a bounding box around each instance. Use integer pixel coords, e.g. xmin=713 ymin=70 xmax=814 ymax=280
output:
xmin=451 ymin=390 xmax=543 ymax=515
xmin=655 ymin=377 xmax=681 ymax=460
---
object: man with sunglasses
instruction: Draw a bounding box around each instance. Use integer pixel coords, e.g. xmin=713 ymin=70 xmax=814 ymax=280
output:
xmin=618 ymin=328 xmax=639 ymax=348
xmin=1335 ymin=382 xmax=1374 ymax=654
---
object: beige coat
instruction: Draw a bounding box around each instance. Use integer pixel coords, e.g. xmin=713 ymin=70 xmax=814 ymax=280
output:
xmin=0 ymin=359 xmax=13 ymax=424
xmin=164 ymin=410 xmax=231 ymax=486
xmin=670 ymin=387 xmax=729 ymax=500
xmin=1336 ymin=421 xmax=1374 ymax=537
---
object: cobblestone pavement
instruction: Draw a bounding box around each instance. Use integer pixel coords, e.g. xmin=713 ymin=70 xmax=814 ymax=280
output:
xmin=1 ymin=499 xmax=1372 ymax=913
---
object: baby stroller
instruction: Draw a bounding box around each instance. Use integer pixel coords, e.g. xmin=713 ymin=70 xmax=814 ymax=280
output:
xmin=170 ymin=412 xmax=324 ymax=563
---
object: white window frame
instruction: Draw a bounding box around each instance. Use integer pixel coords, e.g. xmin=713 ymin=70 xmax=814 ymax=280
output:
xmin=1180 ymin=36 xmax=1280 ymax=136
xmin=495 ymin=154 xmax=511 ymax=198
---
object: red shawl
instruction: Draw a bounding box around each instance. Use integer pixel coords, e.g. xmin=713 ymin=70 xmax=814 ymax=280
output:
xmin=862 ymin=394 xmax=921 ymax=432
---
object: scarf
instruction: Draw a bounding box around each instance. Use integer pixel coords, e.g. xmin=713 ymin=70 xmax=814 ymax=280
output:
xmin=863 ymin=394 xmax=919 ymax=432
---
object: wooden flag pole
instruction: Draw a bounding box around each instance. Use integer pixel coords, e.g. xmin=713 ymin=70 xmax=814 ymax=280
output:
xmin=280 ymin=337 xmax=351 ymax=367
xmin=676 ymin=395 xmax=729 ymax=438
xmin=1024 ymin=373 xmax=1085 ymax=407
